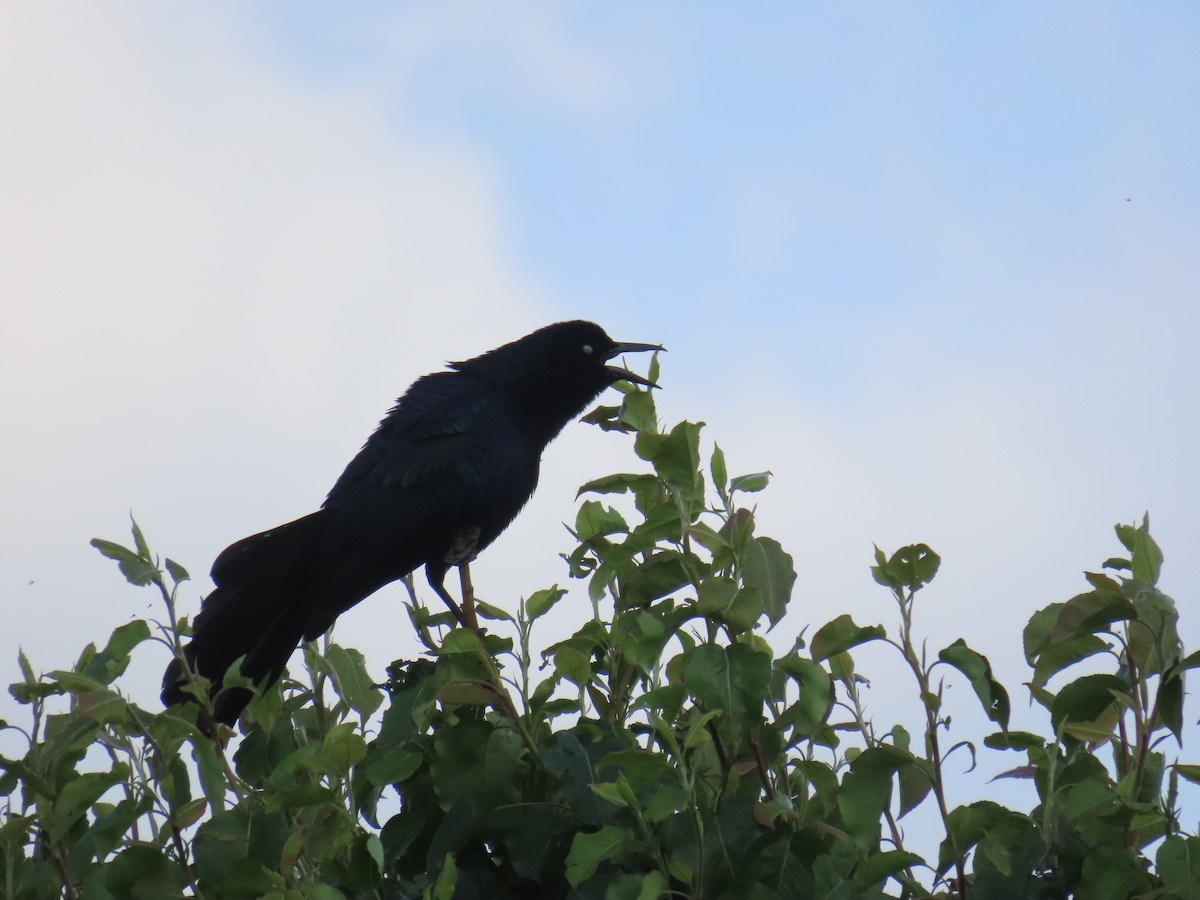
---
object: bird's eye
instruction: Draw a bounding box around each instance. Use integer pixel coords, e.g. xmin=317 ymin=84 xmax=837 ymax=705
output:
xmin=582 ymin=344 xmax=594 ymax=355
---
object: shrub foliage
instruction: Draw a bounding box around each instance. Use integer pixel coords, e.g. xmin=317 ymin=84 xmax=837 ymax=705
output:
xmin=2 ymin=375 xmax=1197 ymax=899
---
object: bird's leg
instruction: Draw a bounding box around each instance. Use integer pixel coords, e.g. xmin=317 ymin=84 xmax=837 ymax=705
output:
xmin=432 ymin=526 xmax=483 ymax=632
xmin=427 ymin=565 xmax=470 ymax=628
xmin=458 ymin=561 xmax=479 ymax=631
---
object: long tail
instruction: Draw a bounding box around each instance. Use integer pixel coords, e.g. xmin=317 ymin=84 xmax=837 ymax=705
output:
xmin=161 ymin=511 xmax=328 ymax=726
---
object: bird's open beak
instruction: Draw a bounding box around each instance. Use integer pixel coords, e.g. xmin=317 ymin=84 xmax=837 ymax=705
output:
xmin=605 ymin=341 xmax=664 ymax=389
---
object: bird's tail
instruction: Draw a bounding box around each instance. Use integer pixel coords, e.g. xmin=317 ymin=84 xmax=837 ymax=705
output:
xmin=161 ymin=511 xmax=327 ymax=726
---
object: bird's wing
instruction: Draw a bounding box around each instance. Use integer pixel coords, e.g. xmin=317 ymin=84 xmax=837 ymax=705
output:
xmin=304 ymin=372 xmax=509 ymax=615
xmin=324 ymin=372 xmax=496 ymax=505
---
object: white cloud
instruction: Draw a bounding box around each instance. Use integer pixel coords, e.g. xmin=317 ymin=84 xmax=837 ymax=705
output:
xmin=0 ymin=5 xmax=562 ymax=692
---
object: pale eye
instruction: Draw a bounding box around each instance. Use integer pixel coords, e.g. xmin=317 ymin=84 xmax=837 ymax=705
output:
xmin=582 ymin=344 xmax=594 ymax=355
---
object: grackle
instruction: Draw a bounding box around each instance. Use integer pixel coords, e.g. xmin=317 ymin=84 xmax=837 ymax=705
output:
xmin=161 ymin=320 xmax=660 ymax=727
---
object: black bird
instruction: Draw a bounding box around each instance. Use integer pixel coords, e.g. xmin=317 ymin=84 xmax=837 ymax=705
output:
xmin=162 ymin=320 xmax=660 ymax=727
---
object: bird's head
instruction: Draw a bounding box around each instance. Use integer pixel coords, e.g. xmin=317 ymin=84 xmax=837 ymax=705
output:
xmin=451 ymin=320 xmax=662 ymax=426
xmin=549 ymin=320 xmax=662 ymax=390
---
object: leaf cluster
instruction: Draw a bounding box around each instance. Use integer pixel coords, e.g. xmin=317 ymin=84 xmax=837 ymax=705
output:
xmin=2 ymin=377 xmax=1197 ymax=899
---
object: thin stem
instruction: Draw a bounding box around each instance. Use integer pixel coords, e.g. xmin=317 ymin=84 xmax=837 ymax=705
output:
xmin=892 ymin=583 xmax=968 ymax=899
xmin=460 ymin=562 xmax=479 ymax=631
xmin=750 ymin=729 xmax=777 ymax=802
xmin=843 ymin=677 xmax=910 ymax=862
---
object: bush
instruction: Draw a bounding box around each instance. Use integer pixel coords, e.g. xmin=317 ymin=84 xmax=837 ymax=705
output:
xmin=2 ymin=379 xmax=1197 ymax=899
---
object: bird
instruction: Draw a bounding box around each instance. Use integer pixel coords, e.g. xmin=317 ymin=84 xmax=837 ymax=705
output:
xmin=161 ymin=320 xmax=661 ymax=728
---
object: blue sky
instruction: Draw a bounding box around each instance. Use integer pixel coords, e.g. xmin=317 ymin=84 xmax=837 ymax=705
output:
xmin=2 ymin=1 xmax=1198 ymax=866
xmin=230 ymin=2 xmax=1200 ymax=409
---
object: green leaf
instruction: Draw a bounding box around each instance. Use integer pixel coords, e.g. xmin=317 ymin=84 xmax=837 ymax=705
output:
xmin=91 ymin=538 xmax=160 ymax=586
xmin=1128 ymin=586 xmax=1181 ymax=677
xmin=1175 ymin=648 xmax=1200 ymax=672
xmin=361 ymin=749 xmax=423 ymax=788
xmin=88 ymin=795 xmax=152 ymax=860
xmin=810 ymin=615 xmax=886 ymax=662
xmin=855 ymin=850 xmax=923 ymax=889
xmin=626 ymin=502 xmax=688 ymax=555
xmin=1052 ymin=590 xmax=1136 ymax=641
xmin=429 ymin=853 xmax=457 ymax=900
xmin=193 ymin=805 xmax=289 ymax=892
xmin=938 ymin=801 xmax=1008 ymax=876
xmin=437 ymin=628 xmax=486 ymax=655
xmin=547 ymin=638 xmax=596 ymax=689
xmin=474 ymin=599 xmax=515 ymax=623
xmin=365 ymin=833 xmax=385 ymax=873
xmin=0 ymin=758 xmax=54 ymax=800
xmin=635 ymin=420 xmax=704 ymax=501
xmin=575 ymin=500 xmax=629 ymax=540
xmin=130 ymin=515 xmax=151 ymax=559
xmin=1173 ymin=764 xmax=1200 ymax=786
xmin=597 ymin=749 xmax=673 ymax=797
xmin=938 ymin=639 xmax=1011 ymax=729
xmin=619 ymin=389 xmax=658 ymax=432
xmin=264 ymin=783 xmax=338 ymax=811
xmin=47 ymin=670 xmax=107 ymax=694
xmin=75 ymin=689 xmax=130 ymax=725
xmin=104 ymin=619 xmax=153 ymax=663
xmin=682 ymin=710 xmax=723 ymax=750
xmin=898 ymin=759 xmax=933 ymax=818
xmin=741 ymin=536 xmax=795 ymax=626
xmin=323 ymin=723 xmax=368 ymax=772
xmin=48 ymin=767 xmax=127 ymax=841
xmin=682 ymin=643 xmax=771 ymax=753
xmin=1158 ymin=670 xmax=1185 ymax=743
xmin=729 ymin=471 xmax=771 ymax=494
xmin=1050 ymin=674 xmax=1128 ymax=735
xmin=1158 ymin=835 xmax=1200 ymax=900
xmin=792 ymin=759 xmax=839 ymax=818
xmin=17 ymin=648 xmax=34 ymax=684
xmin=1116 ymin=518 xmax=1163 ymax=585
xmin=589 ymin=781 xmax=629 ymax=809
xmin=326 ymin=645 xmax=383 ymax=719
xmin=565 ymin=824 xmax=631 ymax=887
xmin=775 ymin=656 xmax=834 ymax=737
xmin=577 ymin=472 xmax=658 ymax=497
xmin=687 ymin=521 xmax=731 ymax=555
xmin=103 ymin=844 xmax=189 ymax=898
xmin=1083 ymin=570 xmax=1123 ymax=592
xmin=646 ymin=785 xmax=687 ymax=823
xmin=437 ymin=680 xmax=498 ymax=706
xmin=711 ymin=444 xmax=728 ymax=494
xmin=720 ymin=507 xmax=756 ymax=554
xmin=173 ymin=798 xmax=208 ymax=829
xmin=526 ymin=585 xmax=567 ymax=619
xmin=632 ymin=684 xmax=686 ymax=719
xmin=430 ymin=719 xmax=524 ymax=810
xmin=621 ymin=551 xmax=691 ymax=608
xmin=638 ymin=871 xmax=668 ymax=900
xmin=1062 ymin=778 xmax=1119 ymax=825
xmin=1023 ymin=603 xmax=1109 ymax=686
xmin=697 ymin=578 xmax=762 ymax=633
xmin=871 ymin=543 xmax=940 ymax=592
xmin=165 ymin=557 xmax=190 ymax=584
xmin=302 ymin=883 xmax=349 ymax=900
xmin=838 ymin=745 xmax=911 ymax=851
xmin=1078 ymin=849 xmax=1152 ymax=900
xmin=75 ymin=620 xmax=152 ymax=686
xmin=581 ymin=403 xmax=631 ymax=432
xmin=983 ymin=731 xmax=1044 ymax=751
xmin=193 ymin=738 xmax=228 ymax=814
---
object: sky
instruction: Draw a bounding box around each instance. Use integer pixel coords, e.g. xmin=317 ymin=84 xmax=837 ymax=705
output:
xmin=2 ymin=1 xmax=1198 ymax=858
